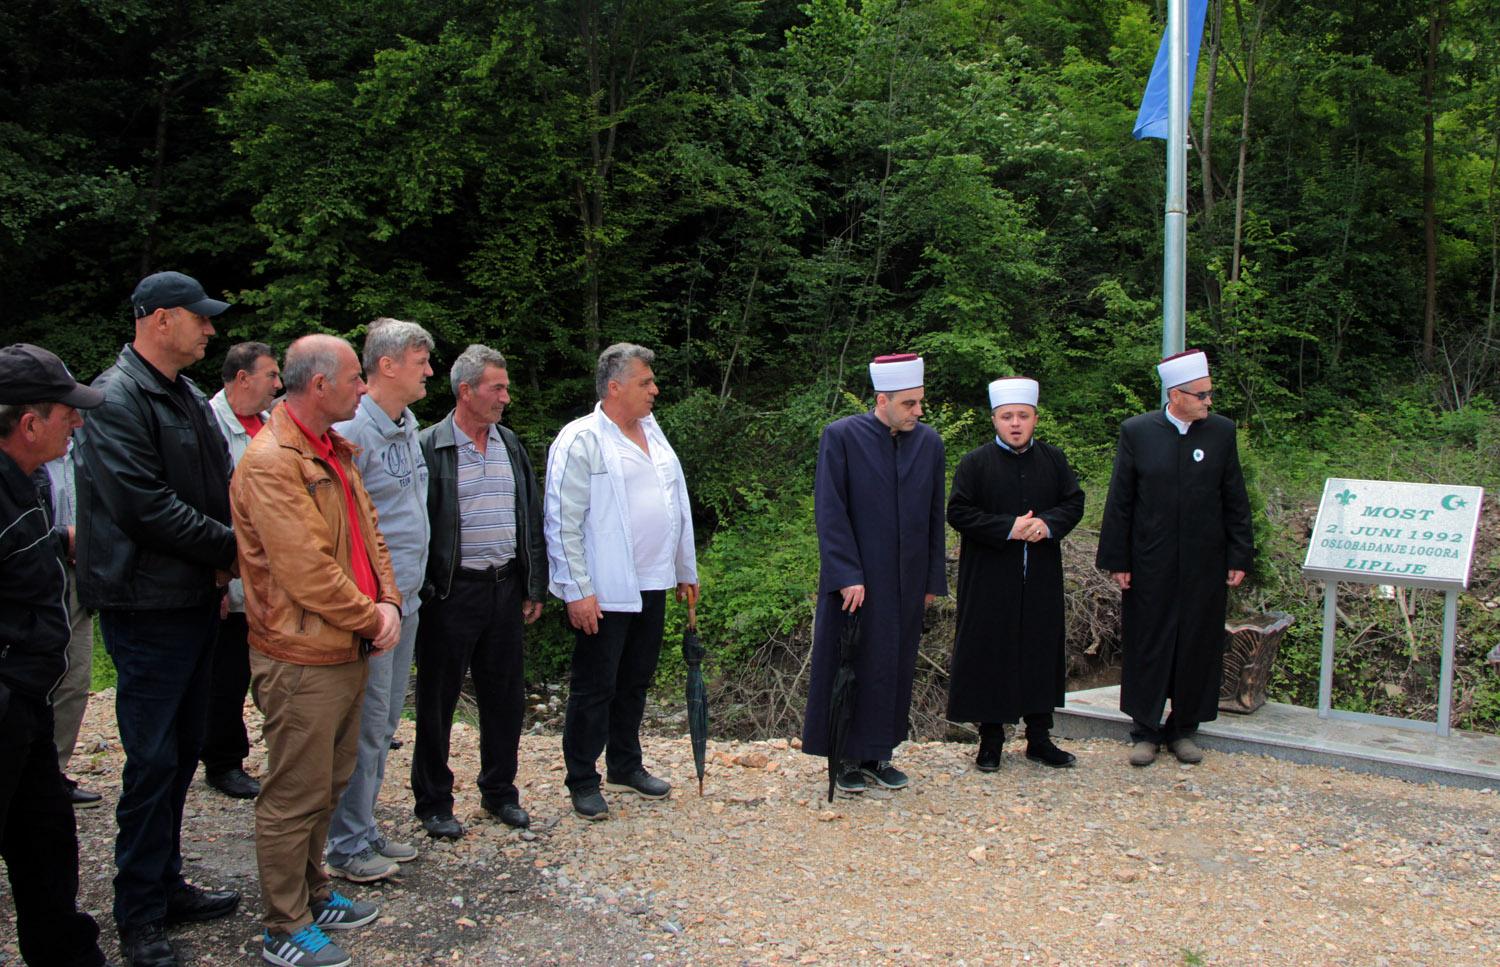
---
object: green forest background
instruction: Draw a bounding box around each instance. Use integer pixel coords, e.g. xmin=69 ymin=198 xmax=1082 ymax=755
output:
xmin=5 ymin=0 xmax=1498 ymax=730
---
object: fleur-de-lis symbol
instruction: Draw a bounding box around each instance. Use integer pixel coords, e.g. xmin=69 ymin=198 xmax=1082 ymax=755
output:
xmin=1334 ymin=488 xmax=1357 ymax=506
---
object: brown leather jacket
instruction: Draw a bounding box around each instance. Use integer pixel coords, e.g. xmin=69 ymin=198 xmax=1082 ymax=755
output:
xmin=230 ymin=403 xmax=401 ymax=665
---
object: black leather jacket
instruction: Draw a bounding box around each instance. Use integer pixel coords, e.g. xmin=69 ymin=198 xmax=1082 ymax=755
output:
xmin=74 ymin=346 xmax=237 ymax=610
xmin=0 ymin=453 xmax=71 ymax=709
xmin=420 ymin=412 xmax=547 ymax=603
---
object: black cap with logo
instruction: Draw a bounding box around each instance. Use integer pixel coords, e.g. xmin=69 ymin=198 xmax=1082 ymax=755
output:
xmin=131 ymin=271 xmax=231 ymax=319
xmin=0 ymin=344 xmax=105 ymax=409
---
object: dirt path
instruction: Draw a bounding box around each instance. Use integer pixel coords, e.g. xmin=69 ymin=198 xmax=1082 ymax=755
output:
xmin=4 ymin=692 xmax=1497 ymax=965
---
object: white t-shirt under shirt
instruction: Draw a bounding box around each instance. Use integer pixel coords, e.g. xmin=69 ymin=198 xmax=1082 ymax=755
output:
xmin=615 ymin=436 xmax=676 ymax=591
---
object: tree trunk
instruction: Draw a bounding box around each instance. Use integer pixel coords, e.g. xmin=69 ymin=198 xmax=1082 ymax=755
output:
xmin=1421 ymin=0 xmax=1449 ymax=365
xmin=572 ymin=0 xmax=644 ymax=358
xmin=140 ymin=82 xmax=170 ymax=277
xmin=1200 ymin=0 xmax=1223 ymax=229
xmin=1482 ymin=71 xmax=1498 ymax=374
xmin=1228 ymin=0 xmax=1271 ymax=285
xmin=1200 ymin=0 xmax=1225 ymax=315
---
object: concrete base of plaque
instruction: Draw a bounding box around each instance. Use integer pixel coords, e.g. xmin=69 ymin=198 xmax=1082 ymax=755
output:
xmin=1219 ymin=612 xmax=1294 ymax=714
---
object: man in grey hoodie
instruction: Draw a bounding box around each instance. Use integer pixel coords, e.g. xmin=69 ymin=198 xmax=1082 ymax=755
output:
xmin=325 ymin=319 xmax=433 ymax=882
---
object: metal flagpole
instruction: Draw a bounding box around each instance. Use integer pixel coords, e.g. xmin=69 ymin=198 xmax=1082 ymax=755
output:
xmin=1162 ymin=0 xmax=1188 ymax=404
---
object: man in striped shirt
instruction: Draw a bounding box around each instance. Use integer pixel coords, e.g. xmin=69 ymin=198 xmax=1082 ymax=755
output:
xmin=411 ymin=345 xmax=547 ymax=839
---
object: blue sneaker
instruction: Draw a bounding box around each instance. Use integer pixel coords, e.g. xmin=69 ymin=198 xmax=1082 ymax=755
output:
xmin=310 ymin=891 xmax=379 ymax=930
xmin=262 ymin=924 xmax=351 ymax=967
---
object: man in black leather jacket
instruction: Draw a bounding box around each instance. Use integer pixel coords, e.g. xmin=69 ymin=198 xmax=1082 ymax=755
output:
xmin=73 ymin=272 xmax=243 ymax=967
xmin=0 ymin=343 xmax=110 ymax=967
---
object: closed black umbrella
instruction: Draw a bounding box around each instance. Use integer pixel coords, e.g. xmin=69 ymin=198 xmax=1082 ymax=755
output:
xmin=826 ymin=611 xmax=862 ymax=803
xmin=683 ymin=602 xmax=708 ymax=795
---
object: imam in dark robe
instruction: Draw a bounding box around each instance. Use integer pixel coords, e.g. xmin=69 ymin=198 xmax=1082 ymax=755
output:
xmin=801 ymin=412 xmax=947 ymax=762
xmin=1095 ymin=410 xmax=1254 ymax=730
xmin=946 ymin=440 xmax=1084 ymax=724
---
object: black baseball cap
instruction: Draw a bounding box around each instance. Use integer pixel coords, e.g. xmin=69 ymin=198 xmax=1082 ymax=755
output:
xmin=0 ymin=344 xmax=105 ymax=409
xmin=131 ymin=271 xmax=230 ymax=318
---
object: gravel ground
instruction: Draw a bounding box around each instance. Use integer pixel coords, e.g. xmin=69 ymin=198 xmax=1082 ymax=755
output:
xmin=4 ymin=691 xmax=1498 ymax=966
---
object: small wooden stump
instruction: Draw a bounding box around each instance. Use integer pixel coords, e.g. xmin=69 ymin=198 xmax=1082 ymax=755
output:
xmin=1219 ymin=611 xmax=1294 ymax=714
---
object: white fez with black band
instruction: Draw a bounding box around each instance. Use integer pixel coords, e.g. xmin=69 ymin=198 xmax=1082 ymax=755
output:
xmin=1157 ymin=349 xmax=1209 ymax=389
xmin=988 ymin=377 xmax=1039 ymax=410
xmin=869 ymin=353 xmax=924 ymax=392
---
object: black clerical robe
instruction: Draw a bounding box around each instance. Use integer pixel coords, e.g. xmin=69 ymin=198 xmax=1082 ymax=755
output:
xmin=801 ymin=412 xmax=947 ymax=761
xmin=945 ymin=439 xmax=1084 ymax=723
xmin=1096 ymin=410 xmax=1254 ymax=727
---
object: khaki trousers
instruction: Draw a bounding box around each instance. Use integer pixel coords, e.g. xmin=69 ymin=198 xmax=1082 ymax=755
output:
xmin=250 ymin=651 xmax=368 ymax=932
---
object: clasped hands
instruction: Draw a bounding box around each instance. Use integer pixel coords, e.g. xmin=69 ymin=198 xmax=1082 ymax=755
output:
xmin=1009 ymin=511 xmax=1049 ymax=543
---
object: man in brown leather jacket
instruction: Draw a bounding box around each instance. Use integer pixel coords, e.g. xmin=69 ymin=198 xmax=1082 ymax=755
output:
xmin=230 ymin=334 xmax=401 ymax=967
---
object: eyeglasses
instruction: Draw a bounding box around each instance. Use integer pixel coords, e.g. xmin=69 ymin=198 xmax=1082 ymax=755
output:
xmin=1174 ymin=388 xmax=1214 ymax=401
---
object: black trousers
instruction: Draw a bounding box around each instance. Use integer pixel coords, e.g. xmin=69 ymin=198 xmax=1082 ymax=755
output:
xmin=411 ymin=569 xmax=525 ymax=817
xmin=561 ymin=590 xmax=666 ymax=792
xmin=1130 ymin=710 xmax=1197 ymax=745
xmin=0 ymin=691 xmax=106 ymax=966
xmin=200 ymin=611 xmax=251 ymax=774
xmin=978 ymin=712 xmax=1055 ymax=745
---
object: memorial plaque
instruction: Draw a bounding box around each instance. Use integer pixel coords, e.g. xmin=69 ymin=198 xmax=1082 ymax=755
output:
xmin=1302 ymin=478 xmax=1484 ymax=591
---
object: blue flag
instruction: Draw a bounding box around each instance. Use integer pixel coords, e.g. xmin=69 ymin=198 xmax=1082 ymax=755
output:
xmin=1133 ymin=0 xmax=1210 ymax=141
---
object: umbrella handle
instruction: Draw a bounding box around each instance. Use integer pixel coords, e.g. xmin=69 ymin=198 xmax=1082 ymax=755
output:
xmin=688 ymin=600 xmax=697 ymax=631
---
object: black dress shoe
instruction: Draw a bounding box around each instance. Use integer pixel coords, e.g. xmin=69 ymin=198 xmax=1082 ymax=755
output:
xmin=65 ymin=777 xmax=105 ymax=808
xmin=388 ymin=737 xmax=404 ymax=749
xmin=571 ymin=788 xmax=609 ymax=821
xmin=1024 ymin=737 xmax=1077 ymax=768
xmin=603 ymin=769 xmax=671 ymax=800
xmin=975 ymin=741 xmax=1002 ymax=772
xmin=483 ymin=800 xmax=531 ymax=828
xmin=419 ymin=812 xmax=464 ymax=839
xmin=164 ymin=882 xmax=240 ymax=925
xmin=119 ymin=921 xmax=178 ymax=966
xmin=205 ymin=767 xmax=260 ymax=799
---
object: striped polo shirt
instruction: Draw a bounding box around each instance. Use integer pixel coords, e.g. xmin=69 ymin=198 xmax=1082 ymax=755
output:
xmin=454 ymin=422 xmax=517 ymax=569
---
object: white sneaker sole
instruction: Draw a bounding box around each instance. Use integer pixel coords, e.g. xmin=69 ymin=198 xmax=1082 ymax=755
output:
xmin=326 ymin=860 xmax=399 ymax=884
xmin=313 ymin=905 xmax=380 ymax=930
xmin=603 ymin=781 xmax=670 ymax=800
xmin=263 ymin=938 xmax=352 ymax=967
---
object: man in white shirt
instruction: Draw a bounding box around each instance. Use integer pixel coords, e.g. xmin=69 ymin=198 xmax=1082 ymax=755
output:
xmin=544 ymin=343 xmax=698 ymax=821
xmin=203 ymin=341 xmax=282 ymax=800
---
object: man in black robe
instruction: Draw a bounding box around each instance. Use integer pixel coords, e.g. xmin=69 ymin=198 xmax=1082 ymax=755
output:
xmin=1096 ymin=350 xmax=1254 ymax=766
xmin=947 ymin=378 xmax=1084 ymax=771
xmin=802 ymin=354 xmax=947 ymax=794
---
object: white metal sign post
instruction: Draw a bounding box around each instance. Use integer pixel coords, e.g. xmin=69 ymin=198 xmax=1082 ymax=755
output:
xmin=1302 ymin=478 xmax=1484 ymax=736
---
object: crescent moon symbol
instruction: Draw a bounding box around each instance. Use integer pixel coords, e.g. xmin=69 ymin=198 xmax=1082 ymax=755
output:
xmin=1440 ymin=494 xmax=1465 ymax=511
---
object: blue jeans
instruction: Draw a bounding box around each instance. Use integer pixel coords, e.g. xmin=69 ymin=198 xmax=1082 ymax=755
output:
xmin=99 ymin=603 xmax=220 ymax=929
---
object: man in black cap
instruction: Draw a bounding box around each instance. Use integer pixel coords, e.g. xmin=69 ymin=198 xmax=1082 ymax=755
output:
xmin=0 ymin=343 xmax=110 ymax=966
xmin=73 ymin=272 xmax=242 ymax=966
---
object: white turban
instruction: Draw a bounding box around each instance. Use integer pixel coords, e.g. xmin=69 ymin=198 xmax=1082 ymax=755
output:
xmin=869 ymin=354 xmax=924 ymax=392
xmin=988 ymin=377 xmax=1039 ymax=410
xmin=1157 ymin=349 xmax=1209 ymax=389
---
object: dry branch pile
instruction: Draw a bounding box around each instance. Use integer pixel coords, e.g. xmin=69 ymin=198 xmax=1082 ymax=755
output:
xmin=709 ymin=530 xmax=1123 ymax=742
